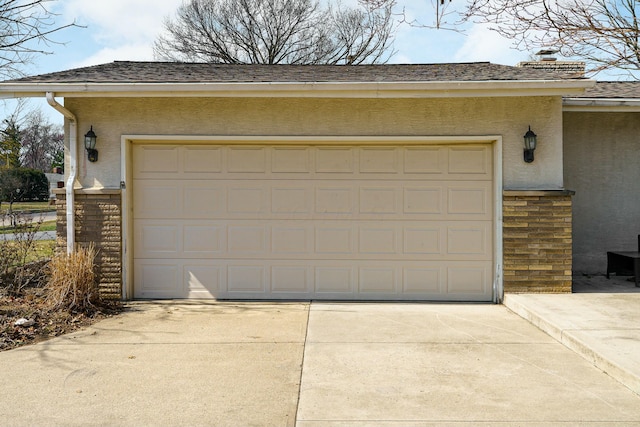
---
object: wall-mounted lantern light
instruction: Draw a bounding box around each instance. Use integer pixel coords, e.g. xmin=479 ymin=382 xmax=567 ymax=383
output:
xmin=523 ymin=126 xmax=537 ymax=163
xmin=84 ymin=126 xmax=98 ymax=162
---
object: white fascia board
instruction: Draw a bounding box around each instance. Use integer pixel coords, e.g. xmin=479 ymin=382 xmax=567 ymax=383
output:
xmin=563 ymin=98 xmax=640 ymax=112
xmin=0 ymin=79 xmax=595 ymax=99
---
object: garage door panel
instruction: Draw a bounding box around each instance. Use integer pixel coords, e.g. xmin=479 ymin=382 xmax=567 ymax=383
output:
xmin=134 ymin=259 xmax=492 ymax=300
xmin=315 ymin=185 xmax=355 ymax=214
xmin=183 ymin=185 xmax=225 ymax=218
xmin=447 ymin=265 xmax=491 ymax=295
xmin=133 ymin=145 xmax=179 ymax=176
xmin=403 ymin=267 xmax=442 ymax=294
xmin=133 ymin=181 xmax=180 ymax=218
xmin=272 ymin=225 xmax=311 ymax=254
xmin=227 ymin=184 xmax=267 ymax=214
xmin=404 ymin=226 xmax=442 ymax=254
xmin=271 ymin=185 xmax=311 ymax=213
xmin=228 ymin=146 xmax=267 ymax=172
xmin=228 ymin=225 xmax=267 ymax=254
xmin=403 ymin=187 xmax=443 ymax=214
xmin=272 ymin=146 xmax=311 ymax=173
xmin=134 ymin=220 xmax=491 ymax=261
xmin=134 ymin=261 xmax=181 ymax=298
xmin=315 ymin=267 xmax=355 ymax=294
xmin=184 ymin=263 xmax=224 ymax=298
xmin=447 ymin=223 xmax=491 ymax=256
xmin=135 ymin=222 xmax=180 ymax=257
xmin=271 ymin=266 xmax=312 ymax=293
xmin=228 ymin=264 xmax=266 ymax=293
xmin=359 ymin=225 xmax=398 ymax=254
xmin=183 ymin=225 xmax=224 ymax=254
xmin=315 ymin=226 xmax=353 ymax=254
xmin=183 ymin=146 xmax=223 ymax=173
xmin=448 ymin=146 xmax=492 ymax=176
xmin=447 ymin=181 xmax=493 ymax=218
xmin=133 ymin=144 xmax=493 ymax=180
xmin=359 ymin=147 xmax=399 ymax=173
xmin=359 ymin=186 xmax=399 ymax=214
xmin=133 ymin=142 xmax=495 ymax=301
xmin=404 ymin=147 xmax=445 ymax=174
xmin=316 ymin=147 xmax=355 ymax=173
xmin=359 ymin=267 xmax=398 ymax=293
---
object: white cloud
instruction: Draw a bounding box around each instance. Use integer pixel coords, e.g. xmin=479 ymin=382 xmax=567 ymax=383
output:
xmin=46 ymin=0 xmax=528 ymax=69
xmin=71 ymin=44 xmax=157 ymax=69
xmin=59 ymin=0 xmax=182 ymax=42
xmin=454 ymin=23 xmax=528 ymax=66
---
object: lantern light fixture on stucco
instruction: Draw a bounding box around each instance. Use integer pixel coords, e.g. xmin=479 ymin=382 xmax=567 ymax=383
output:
xmin=523 ymin=126 xmax=537 ymax=163
xmin=84 ymin=126 xmax=98 ymax=162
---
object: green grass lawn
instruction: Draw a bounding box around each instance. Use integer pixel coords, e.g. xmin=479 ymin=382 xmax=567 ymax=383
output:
xmin=0 ymin=220 xmax=56 ymax=235
xmin=0 ymin=201 xmax=55 ymax=214
xmin=28 ymin=240 xmax=56 ymax=261
xmin=0 ymin=239 xmax=55 ymax=263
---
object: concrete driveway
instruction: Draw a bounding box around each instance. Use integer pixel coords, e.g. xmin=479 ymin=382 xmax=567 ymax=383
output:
xmin=1 ymin=300 xmax=640 ymax=426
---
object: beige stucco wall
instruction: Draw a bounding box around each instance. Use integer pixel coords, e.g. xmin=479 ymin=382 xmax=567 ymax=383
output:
xmin=564 ymin=111 xmax=640 ymax=274
xmin=63 ymin=96 xmax=564 ymax=190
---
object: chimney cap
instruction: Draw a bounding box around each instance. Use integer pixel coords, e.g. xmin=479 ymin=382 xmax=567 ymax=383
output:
xmin=536 ymin=49 xmax=559 ymax=61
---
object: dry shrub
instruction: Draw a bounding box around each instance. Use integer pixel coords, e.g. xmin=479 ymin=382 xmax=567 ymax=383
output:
xmin=0 ymin=213 xmax=48 ymax=295
xmin=46 ymin=244 xmax=100 ymax=313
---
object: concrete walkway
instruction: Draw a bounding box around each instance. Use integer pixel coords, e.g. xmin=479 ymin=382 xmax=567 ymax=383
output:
xmin=1 ymin=277 xmax=639 ymax=426
xmin=504 ymin=274 xmax=640 ymax=398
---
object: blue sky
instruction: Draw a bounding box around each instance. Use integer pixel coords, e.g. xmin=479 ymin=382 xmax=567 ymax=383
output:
xmin=9 ymin=0 xmax=533 ymax=124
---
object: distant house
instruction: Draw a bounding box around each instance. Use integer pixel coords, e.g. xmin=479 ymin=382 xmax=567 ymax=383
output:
xmin=44 ymin=171 xmax=64 ymax=202
xmin=0 ymin=61 xmax=606 ymax=301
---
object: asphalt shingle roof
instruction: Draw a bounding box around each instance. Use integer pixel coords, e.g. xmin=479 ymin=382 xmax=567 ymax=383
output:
xmin=6 ymin=61 xmax=585 ymax=84
xmin=578 ymin=81 xmax=640 ymax=98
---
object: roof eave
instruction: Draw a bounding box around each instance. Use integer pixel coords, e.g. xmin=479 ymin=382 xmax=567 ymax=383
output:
xmin=563 ymin=97 xmax=640 ymax=112
xmin=0 ymin=79 xmax=595 ymax=99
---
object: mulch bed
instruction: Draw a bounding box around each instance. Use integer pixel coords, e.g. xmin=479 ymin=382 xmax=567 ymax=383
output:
xmin=0 ymin=287 xmax=121 ymax=352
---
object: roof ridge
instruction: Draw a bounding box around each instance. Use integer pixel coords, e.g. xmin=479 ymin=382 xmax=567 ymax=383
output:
xmin=1 ymin=60 xmax=589 ymax=85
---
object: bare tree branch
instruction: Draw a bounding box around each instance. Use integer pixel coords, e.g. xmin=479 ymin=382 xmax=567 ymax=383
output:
xmin=154 ymin=0 xmax=396 ymax=65
xmin=18 ymin=109 xmax=63 ymax=172
xmin=462 ymin=0 xmax=640 ymax=77
xmin=0 ymin=0 xmax=80 ymax=78
xmin=359 ymin=0 xmax=458 ymax=31
xmin=360 ymin=0 xmax=639 ymax=77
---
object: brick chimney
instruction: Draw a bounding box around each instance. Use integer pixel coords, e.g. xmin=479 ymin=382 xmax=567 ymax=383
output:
xmin=517 ymin=50 xmax=585 ymax=78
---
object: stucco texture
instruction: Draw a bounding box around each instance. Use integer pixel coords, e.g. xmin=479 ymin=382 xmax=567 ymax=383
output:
xmin=63 ymin=96 xmax=564 ymax=190
xmin=564 ymin=111 xmax=640 ymax=274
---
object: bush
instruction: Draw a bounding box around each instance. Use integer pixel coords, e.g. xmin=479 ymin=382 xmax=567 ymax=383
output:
xmin=46 ymin=244 xmax=101 ymax=313
xmin=0 ymin=213 xmax=49 ymax=295
xmin=0 ymin=168 xmax=49 ymax=204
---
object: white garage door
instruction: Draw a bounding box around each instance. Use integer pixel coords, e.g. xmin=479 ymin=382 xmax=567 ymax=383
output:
xmin=132 ymin=142 xmax=494 ymax=301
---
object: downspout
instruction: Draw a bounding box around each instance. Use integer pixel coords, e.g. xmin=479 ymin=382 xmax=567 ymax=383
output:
xmin=46 ymin=92 xmax=77 ymax=254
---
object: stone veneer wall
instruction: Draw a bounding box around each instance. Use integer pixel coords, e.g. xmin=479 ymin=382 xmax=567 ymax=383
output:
xmin=54 ymin=190 xmax=122 ymax=299
xmin=503 ymin=190 xmax=574 ymax=293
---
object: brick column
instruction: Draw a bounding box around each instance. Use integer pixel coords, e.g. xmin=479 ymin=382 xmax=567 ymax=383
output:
xmin=54 ymin=189 xmax=122 ymax=299
xmin=503 ymin=190 xmax=574 ymax=293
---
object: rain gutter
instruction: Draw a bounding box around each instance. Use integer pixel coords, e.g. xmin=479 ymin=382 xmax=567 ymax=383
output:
xmin=46 ymin=92 xmax=76 ymax=254
xmin=2 ymin=79 xmax=596 ymax=99
xmin=563 ymin=98 xmax=640 ymax=112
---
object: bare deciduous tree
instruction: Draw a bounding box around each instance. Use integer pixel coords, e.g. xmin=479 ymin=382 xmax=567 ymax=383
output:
xmin=360 ymin=0 xmax=456 ymax=30
xmin=461 ymin=0 xmax=640 ymax=76
xmin=18 ymin=109 xmax=63 ymax=172
xmin=0 ymin=0 xmax=78 ymax=77
xmin=362 ymin=0 xmax=639 ymax=76
xmin=153 ymin=0 xmax=396 ymax=65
